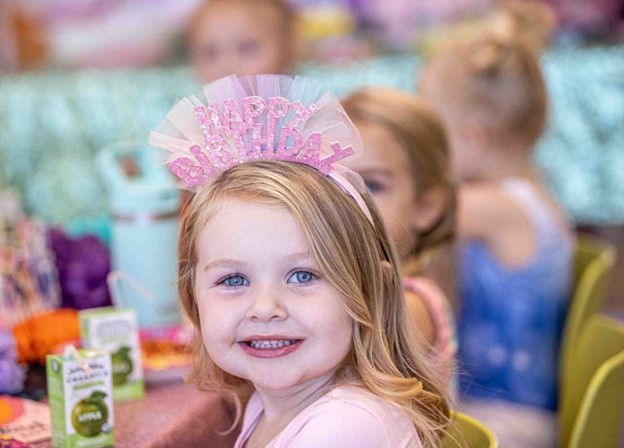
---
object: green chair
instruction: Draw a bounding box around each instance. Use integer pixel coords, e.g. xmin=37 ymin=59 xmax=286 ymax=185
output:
xmin=568 ymin=351 xmax=624 ymax=448
xmin=560 ymin=234 xmax=615 ymax=391
xmin=560 ymin=316 xmax=624 ymax=447
xmin=442 ymin=411 xmax=499 ymax=448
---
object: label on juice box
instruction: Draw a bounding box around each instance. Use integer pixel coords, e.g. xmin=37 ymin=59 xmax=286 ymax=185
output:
xmin=79 ymin=307 xmax=144 ymax=401
xmin=46 ymin=350 xmax=114 ymax=448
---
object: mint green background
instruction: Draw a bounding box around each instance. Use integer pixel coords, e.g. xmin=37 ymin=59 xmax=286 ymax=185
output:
xmin=1 ymin=46 xmax=623 ymax=225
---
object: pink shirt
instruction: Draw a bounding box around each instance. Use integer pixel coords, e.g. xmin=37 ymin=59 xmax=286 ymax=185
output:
xmin=234 ymin=386 xmax=422 ymax=448
xmin=403 ymin=276 xmax=457 ymax=387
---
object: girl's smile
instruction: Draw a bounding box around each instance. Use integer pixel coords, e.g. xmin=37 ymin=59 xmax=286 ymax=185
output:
xmin=239 ymin=336 xmax=304 ymax=358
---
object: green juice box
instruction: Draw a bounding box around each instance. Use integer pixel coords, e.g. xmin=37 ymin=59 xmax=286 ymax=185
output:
xmin=46 ymin=348 xmax=114 ymax=448
xmin=79 ymin=307 xmax=144 ymax=401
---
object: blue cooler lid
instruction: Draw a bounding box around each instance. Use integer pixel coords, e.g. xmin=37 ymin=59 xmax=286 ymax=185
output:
xmin=97 ymin=143 xmax=180 ymax=217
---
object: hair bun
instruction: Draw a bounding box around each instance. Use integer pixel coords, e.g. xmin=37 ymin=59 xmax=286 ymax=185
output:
xmin=490 ymin=0 xmax=556 ymax=55
xmin=469 ymin=36 xmax=513 ymax=77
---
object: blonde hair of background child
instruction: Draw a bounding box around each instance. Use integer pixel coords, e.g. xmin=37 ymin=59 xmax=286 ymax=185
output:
xmin=488 ymin=0 xmax=556 ymax=56
xmin=177 ymin=160 xmax=451 ymax=446
xmin=342 ymin=88 xmax=456 ymax=275
xmin=187 ymin=0 xmax=298 ymax=67
xmin=188 ymin=0 xmax=296 ymax=37
xmin=421 ymin=0 xmax=553 ymax=149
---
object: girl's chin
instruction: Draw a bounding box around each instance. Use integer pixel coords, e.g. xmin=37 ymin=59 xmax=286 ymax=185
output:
xmin=248 ymin=371 xmax=301 ymax=389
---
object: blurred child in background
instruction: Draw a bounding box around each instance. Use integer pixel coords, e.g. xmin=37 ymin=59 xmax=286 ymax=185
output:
xmin=342 ymin=88 xmax=457 ymax=389
xmin=187 ymin=0 xmax=298 ymax=84
xmin=419 ymin=1 xmax=574 ymax=446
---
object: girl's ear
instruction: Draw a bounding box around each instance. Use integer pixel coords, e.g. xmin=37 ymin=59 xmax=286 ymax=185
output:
xmin=410 ymin=188 xmax=446 ymax=232
xmin=461 ymin=119 xmax=493 ymax=155
xmin=459 ymin=120 xmax=483 ymax=149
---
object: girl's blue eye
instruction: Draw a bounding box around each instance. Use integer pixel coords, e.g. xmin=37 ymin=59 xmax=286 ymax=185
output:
xmin=220 ymin=275 xmax=249 ymax=287
xmin=288 ymin=270 xmax=317 ymax=284
xmin=364 ymin=180 xmax=385 ymax=194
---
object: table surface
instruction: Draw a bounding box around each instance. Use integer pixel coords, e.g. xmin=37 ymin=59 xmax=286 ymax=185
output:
xmin=114 ymin=380 xmax=238 ymax=448
xmin=34 ymin=380 xmax=238 ymax=448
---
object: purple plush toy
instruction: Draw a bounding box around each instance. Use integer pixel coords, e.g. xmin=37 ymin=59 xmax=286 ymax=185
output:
xmin=49 ymin=229 xmax=112 ymax=310
xmin=0 ymin=330 xmax=25 ymax=394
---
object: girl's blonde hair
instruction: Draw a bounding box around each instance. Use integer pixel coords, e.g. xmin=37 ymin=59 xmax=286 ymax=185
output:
xmin=423 ymin=12 xmax=548 ymax=148
xmin=178 ymin=161 xmax=450 ymax=446
xmin=342 ymin=88 xmax=456 ymax=272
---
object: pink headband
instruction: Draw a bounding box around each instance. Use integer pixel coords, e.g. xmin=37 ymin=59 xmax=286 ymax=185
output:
xmin=149 ymin=75 xmax=373 ymax=223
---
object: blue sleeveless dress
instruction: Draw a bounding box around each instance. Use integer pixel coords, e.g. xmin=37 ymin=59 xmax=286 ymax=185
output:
xmin=458 ymin=179 xmax=574 ymax=410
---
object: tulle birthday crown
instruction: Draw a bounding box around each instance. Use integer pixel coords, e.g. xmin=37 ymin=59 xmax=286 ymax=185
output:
xmin=149 ymin=75 xmax=372 ymax=221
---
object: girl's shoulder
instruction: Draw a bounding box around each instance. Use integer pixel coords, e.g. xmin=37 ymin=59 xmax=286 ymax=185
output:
xmin=460 ymin=183 xmax=528 ymax=232
xmin=461 ymin=179 xmax=571 ymax=236
xmin=404 ymin=276 xmax=449 ymax=334
xmin=403 ymin=276 xmax=455 ymax=343
xmin=403 ymin=276 xmax=457 ymax=382
xmin=275 ymin=386 xmax=422 ymax=448
xmin=403 ymin=276 xmax=447 ymax=305
xmin=460 ymin=179 xmax=572 ymax=268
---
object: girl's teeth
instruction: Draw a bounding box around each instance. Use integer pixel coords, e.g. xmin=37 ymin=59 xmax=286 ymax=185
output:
xmin=249 ymin=340 xmax=296 ymax=349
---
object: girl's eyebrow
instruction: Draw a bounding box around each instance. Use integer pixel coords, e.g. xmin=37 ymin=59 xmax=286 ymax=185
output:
xmin=203 ymin=259 xmax=245 ymax=272
xmin=285 ymin=252 xmax=313 ymax=261
xmin=356 ymin=168 xmax=393 ymax=177
xmin=203 ymin=253 xmax=314 ymax=272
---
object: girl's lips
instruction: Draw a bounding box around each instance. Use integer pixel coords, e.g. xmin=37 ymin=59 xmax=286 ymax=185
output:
xmin=239 ymin=338 xmax=303 ymax=359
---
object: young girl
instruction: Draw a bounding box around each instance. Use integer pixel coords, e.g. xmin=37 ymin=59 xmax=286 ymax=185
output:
xmin=341 ymin=88 xmax=457 ymax=386
xmin=187 ymin=0 xmax=298 ymax=84
xmin=419 ymin=7 xmax=574 ymax=415
xmin=149 ymin=75 xmax=450 ymax=447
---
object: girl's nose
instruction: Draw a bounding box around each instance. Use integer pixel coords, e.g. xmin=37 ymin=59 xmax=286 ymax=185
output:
xmin=245 ymin=287 xmax=287 ymax=322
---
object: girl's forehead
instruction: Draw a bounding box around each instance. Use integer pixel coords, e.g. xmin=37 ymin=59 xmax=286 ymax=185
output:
xmin=203 ymin=197 xmax=289 ymax=224
xmin=198 ymin=199 xmax=306 ymax=247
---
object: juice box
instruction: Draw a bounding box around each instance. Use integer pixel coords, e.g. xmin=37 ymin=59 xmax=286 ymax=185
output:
xmin=46 ymin=348 xmax=114 ymax=448
xmin=79 ymin=307 xmax=144 ymax=401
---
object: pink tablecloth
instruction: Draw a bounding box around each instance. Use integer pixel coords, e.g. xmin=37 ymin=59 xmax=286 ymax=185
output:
xmin=35 ymin=381 xmax=238 ymax=447
xmin=114 ymin=381 xmax=238 ymax=447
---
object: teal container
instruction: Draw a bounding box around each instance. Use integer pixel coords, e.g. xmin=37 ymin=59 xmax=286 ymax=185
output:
xmin=97 ymin=143 xmax=181 ymax=328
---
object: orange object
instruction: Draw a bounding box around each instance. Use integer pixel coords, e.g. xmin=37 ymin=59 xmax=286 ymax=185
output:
xmin=13 ymin=5 xmax=50 ymax=71
xmin=12 ymin=309 xmax=79 ymax=364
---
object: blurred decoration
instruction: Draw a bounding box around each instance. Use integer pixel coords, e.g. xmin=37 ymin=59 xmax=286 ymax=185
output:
xmin=544 ymin=0 xmax=623 ymax=45
xmin=0 ymin=437 xmax=31 ymax=448
xmin=0 ymin=190 xmax=60 ymax=329
xmin=290 ymin=0 xmax=377 ymax=62
xmin=0 ymin=1 xmax=49 ymax=72
xmin=140 ymin=325 xmax=192 ymax=384
xmin=1 ymin=0 xmax=201 ymax=71
xmin=49 ymin=229 xmax=111 ymax=311
xmin=12 ymin=309 xmax=79 ymax=365
xmin=0 ymin=396 xmax=51 ymax=446
xmin=0 ymin=330 xmax=25 ymax=394
xmin=294 ymin=0 xmax=356 ymax=41
xmin=353 ymin=0 xmax=495 ymax=52
xmin=297 ymin=0 xmax=624 ymax=54
xmin=1 ymin=0 xmax=621 ymax=72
